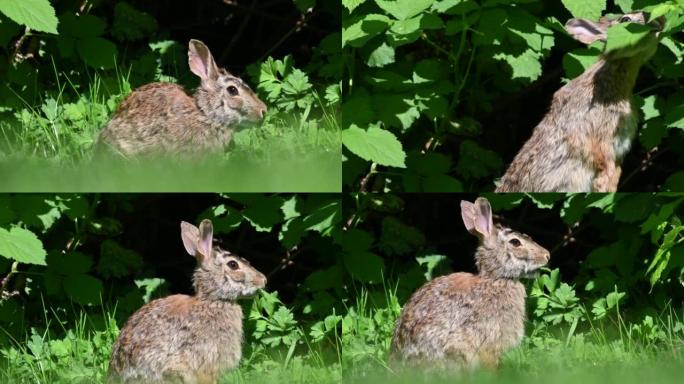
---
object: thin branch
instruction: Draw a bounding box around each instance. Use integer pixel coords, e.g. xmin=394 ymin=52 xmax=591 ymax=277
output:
xmin=1 ymin=262 xmax=20 ymax=301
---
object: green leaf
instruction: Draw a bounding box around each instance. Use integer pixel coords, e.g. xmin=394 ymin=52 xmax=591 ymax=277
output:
xmin=605 ymin=23 xmax=653 ymax=54
xmin=342 ymin=14 xmax=390 ymax=48
xmin=367 ymin=42 xmax=396 ymax=67
xmin=111 ymin=2 xmax=158 ymax=41
xmin=342 ymin=125 xmax=407 ymax=168
xmin=416 ymin=254 xmax=447 ymax=280
xmin=343 ymin=0 xmax=365 ymax=12
xmin=63 ymin=274 xmax=103 ymax=305
xmin=59 ymin=14 xmax=105 ymax=38
xmin=374 ymin=0 xmax=434 ymax=20
xmin=97 ymin=240 xmax=143 ymax=279
xmin=343 ymin=251 xmax=384 ymax=282
xmin=494 ymin=49 xmax=542 ymax=81
xmin=561 ymin=0 xmax=606 ymax=20
xmin=77 ymin=37 xmax=118 ymax=69
xmin=0 ymin=226 xmax=46 ymax=265
xmin=0 ymin=0 xmax=58 ymax=34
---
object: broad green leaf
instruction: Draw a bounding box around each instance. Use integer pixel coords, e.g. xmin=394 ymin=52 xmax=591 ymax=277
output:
xmin=59 ymin=14 xmax=105 ymax=38
xmin=375 ymin=0 xmax=434 ymax=20
xmin=494 ymin=49 xmax=542 ymax=81
xmin=341 ymin=228 xmax=374 ymax=251
xmin=0 ymin=0 xmax=58 ymax=34
xmin=343 ymin=251 xmax=384 ymax=282
xmin=63 ymin=274 xmax=103 ymax=305
xmin=342 ymin=125 xmax=406 ymax=168
xmin=605 ymin=23 xmax=653 ymax=54
xmin=366 ymin=42 xmax=395 ymax=67
xmin=343 ymin=0 xmax=365 ymax=12
xmin=639 ymin=95 xmax=660 ymax=120
xmin=0 ymin=226 xmax=46 ymax=265
xmin=77 ymin=37 xmax=117 ymax=69
xmin=561 ymin=0 xmax=606 ymax=20
xmin=342 ymin=14 xmax=390 ymax=48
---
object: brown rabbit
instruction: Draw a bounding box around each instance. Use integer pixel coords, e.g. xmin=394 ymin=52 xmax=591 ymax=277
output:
xmin=108 ymin=219 xmax=267 ymax=383
xmin=496 ymin=11 xmax=664 ymax=192
xmin=390 ymin=197 xmax=549 ymax=371
xmin=97 ymin=39 xmax=267 ymax=156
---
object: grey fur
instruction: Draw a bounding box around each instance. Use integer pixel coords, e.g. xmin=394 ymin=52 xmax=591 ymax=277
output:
xmin=97 ymin=40 xmax=267 ymax=157
xmin=496 ymin=12 xmax=663 ymax=192
xmin=390 ymin=197 xmax=550 ymax=371
xmin=108 ymin=219 xmax=267 ymax=383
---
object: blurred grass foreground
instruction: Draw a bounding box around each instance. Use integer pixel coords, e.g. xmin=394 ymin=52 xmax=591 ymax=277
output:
xmin=0 ymin=150 xmax=340 ymax=192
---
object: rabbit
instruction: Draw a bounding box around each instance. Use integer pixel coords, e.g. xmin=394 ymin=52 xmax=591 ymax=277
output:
xmin=108 ymin=219 xmax=267 ymax=384
xmin=96 ymin=39 xmax=267 ymax=157
xmin=390 ymin=197 xmax=549 ymax=371
xmin=496 ymin=11 xmax=664 ymax=192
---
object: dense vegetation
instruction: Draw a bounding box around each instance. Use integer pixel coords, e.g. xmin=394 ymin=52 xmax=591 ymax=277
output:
xmin=1 ymin=193 xmax=683 ymax=382
xmin=0 ymin=0 xmax=341 ymax=191
xmin=342 ymin=0 xmax=684 ymax=192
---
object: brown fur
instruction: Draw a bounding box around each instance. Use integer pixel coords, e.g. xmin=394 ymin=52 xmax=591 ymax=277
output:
xmin=97 ymin=40 xmax=267 ymax=157
xmin=108 ymin=220 xmax=266 ymax=383
xmin=496 ymin=12 xmax=662 ymax=192
xmin=390 ymin=198 xmax=550 ymax=371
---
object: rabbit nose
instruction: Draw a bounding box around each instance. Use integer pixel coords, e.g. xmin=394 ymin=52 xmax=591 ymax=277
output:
xmin=542 ymin=250 xmax=550 ymax=263
xmin=258 ymin=105 xmax=267 ymax=120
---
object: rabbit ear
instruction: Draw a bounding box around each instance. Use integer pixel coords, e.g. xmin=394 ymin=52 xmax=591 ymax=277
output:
xmin=197 ymin=219 xmax=214 ymax=260
xmin=565 ymin=18 xmax=607 ymax=45
xmin=181 ymin=221 xmax=200 ymax=257
xmin=188 ymin=39 xmax=219 ymax=82
xmin=460 ymin=198 xmax=494 ymax=239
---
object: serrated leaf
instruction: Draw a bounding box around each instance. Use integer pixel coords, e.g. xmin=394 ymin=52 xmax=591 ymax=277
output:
xmin=0 ymin=226 xmax=46 ymax=265
xmin=342 ymin=125 xmax=406 ymax=168
xmin=0 ymin=0 xmax=58 ymax=34
xmin=494 ymin=49 xmax=542 ymax=81
xmin=374 ymin=0 xmax=434 ymax=20
xmin=343 ymin=0 xmax=365 ymax=12
xmin=561 ymin=0 xmax=606 ymax=20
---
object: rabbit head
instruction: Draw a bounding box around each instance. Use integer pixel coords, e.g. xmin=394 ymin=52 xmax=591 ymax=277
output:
xmin=188 ymin=39 xmax=268 ymax=128
xmin=460 ymin=197 xmax=549 ymax=279
xmin=565 ymin=11 xmax=664 ymax=60
xmin=181 ymin=219 xmax=267 ymax=301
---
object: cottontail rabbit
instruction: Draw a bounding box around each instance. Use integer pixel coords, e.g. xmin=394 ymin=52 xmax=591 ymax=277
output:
xmin=108 ymin=219 xmax=267 ymax=383
xmin=390 ymin=197 xmax=549 ymax=370
xmin=97 ymin=39 xmax=267 ymax=156
xmin=496 ymin=11 xmax=664 ymax=192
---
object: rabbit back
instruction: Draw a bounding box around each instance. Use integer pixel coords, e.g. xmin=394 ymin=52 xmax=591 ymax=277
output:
xmin=108 ymin=294 xmax=243 ymax=383
xmin=391 ymin=272 xmax=526 ymax=369
xmin=496 ymin=71 xmax=637 ymax=192
xmin=97 ymin=83 xmax=227 ymax=156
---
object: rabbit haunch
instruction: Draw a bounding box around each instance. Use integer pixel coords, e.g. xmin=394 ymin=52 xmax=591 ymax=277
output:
xmin=108 ymin=220 xmax=267 ymax=383
xmin=390 ymin=198 xmax=549 ymax=370
xmin=97 ymin=39 xmax=267 ymax=156
xmin=496 ymin=12 xmax=663 ymax=192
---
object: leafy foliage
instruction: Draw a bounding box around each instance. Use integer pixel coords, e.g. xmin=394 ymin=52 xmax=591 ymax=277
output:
xmin=343 ymin=0 xmax=684 ymax=191
xmin=0 ymin=1 xmax=340 ymax=191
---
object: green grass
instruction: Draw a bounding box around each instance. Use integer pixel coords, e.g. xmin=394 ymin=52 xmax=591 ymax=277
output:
xmin=0 ymin=71 xmax=341 ymax=192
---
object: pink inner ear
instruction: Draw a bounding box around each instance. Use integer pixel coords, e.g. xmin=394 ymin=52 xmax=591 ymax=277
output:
xmin=475 ymin=204 xmax=492 ymax=236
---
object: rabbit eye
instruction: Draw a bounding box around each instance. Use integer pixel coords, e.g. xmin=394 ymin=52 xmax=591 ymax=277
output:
xmin=509 ymin=238 xmax=522 ymax=247
xmin=227 ymin=85 xmax=239 ymax=96
xmin=619 ymin=15 xmax=632 ymax=23
xmin=227 ymin=260 xmax=239 ymax=270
